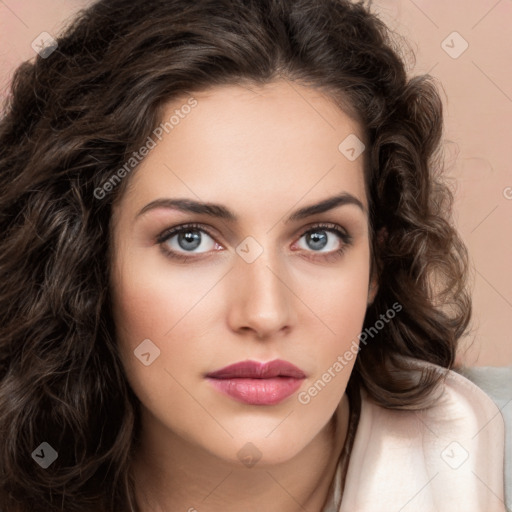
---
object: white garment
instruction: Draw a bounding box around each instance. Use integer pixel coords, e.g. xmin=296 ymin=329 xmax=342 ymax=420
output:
xmin=457 ymin=366 xmax=512 ymax=511
xmin=322 ymin=362 xmax=506 ymax=512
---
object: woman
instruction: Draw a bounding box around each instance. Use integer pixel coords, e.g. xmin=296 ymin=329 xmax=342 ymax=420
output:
xmin=0 ymin=0 xmax=505 ymax=511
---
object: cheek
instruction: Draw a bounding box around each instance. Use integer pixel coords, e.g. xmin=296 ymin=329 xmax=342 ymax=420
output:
xmin=295 ymin=276 xmax=369 ymax=416
xmin=109 ymin=251 xmax=220 ymax=396
xmin=110 ymin=265 xmax=207 ymax=429
xmin=301 ymin=251 xmax=370 ymax=388
xmin=111 ymin=246 xmax=219 ymax=340
xmin=304 ymin=250 xmax=371 ymax=338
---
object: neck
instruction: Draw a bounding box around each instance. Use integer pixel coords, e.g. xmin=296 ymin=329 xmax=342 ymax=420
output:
xmin=132 ymin=394 xmax=350 ymax=512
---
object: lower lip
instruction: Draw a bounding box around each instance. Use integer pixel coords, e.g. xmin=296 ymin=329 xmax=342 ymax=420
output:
xmin=206 ymin=377 xmax=304 ymax=405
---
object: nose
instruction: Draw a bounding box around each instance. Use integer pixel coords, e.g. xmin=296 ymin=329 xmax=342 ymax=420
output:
xmin=227 ymin=249 xmax=296 ymax=340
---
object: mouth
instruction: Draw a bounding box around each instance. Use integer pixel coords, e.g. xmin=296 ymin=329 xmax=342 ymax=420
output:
xmin=205 ymin=359 xmax=306 ymax=406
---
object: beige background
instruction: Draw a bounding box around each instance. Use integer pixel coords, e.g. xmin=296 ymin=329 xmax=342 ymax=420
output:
xmin=1 ymin=0 xmax=510 ymax=366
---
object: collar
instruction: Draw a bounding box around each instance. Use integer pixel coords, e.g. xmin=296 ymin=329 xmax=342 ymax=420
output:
xmin=322 ymin=362 xmax=506 ymax=511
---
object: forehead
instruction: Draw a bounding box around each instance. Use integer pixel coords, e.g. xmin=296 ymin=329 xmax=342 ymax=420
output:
xmin=117 ymin=79 xmax=368 ymax=220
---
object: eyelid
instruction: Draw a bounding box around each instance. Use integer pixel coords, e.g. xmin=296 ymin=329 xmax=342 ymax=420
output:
xmin=297 ymin=221 xmax=350 ymax=239
xmin=156 ymin=222 xmax=217 ymax=244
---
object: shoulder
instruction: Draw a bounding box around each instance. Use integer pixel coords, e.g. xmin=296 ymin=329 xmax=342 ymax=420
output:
xmin=340 ymin=359 xmax=506 ymax=512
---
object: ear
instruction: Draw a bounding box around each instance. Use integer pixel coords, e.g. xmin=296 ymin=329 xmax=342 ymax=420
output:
xmin=367 ymin=226 xmax=387 ymax=306
xmin=367 ymin=276 xmax=378 ymax=306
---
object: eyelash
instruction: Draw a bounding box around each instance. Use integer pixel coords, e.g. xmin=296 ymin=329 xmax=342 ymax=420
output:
xmin=156 ymin=222 xmax=353 ymax=263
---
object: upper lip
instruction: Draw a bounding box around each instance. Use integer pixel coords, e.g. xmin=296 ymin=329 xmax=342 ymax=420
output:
xmin=206 ymin=359 xmax=306 ymax=379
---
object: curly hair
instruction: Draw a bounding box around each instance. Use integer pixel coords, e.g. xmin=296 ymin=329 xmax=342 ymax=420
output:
xmin=0 ymin=0 xmax=471 ymax=510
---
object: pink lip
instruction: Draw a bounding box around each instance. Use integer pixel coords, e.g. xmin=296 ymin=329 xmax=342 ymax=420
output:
xmin=206 ymin=359 xmax=306 ymax=405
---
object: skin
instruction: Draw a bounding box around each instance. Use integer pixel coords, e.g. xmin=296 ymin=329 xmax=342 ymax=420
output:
xmin=110 ymin=79 xmax=378 ymax=512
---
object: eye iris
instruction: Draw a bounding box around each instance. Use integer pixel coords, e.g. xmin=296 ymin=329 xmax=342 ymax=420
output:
xmin=178 ymin=230 xmax=201 ymax=251
xmin=307 ymin=231 xmax=328 ymax=250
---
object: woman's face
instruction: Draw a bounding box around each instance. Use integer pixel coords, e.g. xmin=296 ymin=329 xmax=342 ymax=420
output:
xmin=110 ymin=79 xmax=376 ymax=466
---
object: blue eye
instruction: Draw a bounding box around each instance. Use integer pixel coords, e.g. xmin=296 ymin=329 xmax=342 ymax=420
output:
xmin=294 ymin=223 xmax=352 ymax=262
xmin=298 ymin=226 xmax=347 ymax=252
xmin=156 ymin=222 xmax=352 ymax=262
xmin=156 ymin=223 xmax=217 ymax=260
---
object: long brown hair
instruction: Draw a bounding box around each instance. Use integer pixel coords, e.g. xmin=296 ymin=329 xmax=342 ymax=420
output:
xmin=0 ymin=0 xmax=471 ymax=510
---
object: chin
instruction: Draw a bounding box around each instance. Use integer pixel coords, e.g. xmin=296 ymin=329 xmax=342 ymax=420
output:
xmin=199 ymin=426 xmax=318 ymax=468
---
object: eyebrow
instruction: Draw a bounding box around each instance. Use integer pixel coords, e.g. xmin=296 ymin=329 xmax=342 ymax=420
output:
xmin=136 ymin=192 xmax=366 ymax=223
